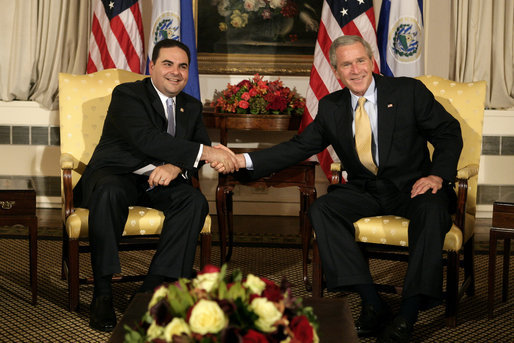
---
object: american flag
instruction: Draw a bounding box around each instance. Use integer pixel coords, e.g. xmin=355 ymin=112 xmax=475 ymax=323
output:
xmin=300 ymin=0 xmax=380 ymax=180
xmin=87 ymin=0 xmax=145 ymax=74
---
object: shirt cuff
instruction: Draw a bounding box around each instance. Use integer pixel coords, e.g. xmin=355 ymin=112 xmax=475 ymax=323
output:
xmin=193 ymin=144 xmax=204 ymax=168
xmin=244 ymin=153 xmax=254 ymax=170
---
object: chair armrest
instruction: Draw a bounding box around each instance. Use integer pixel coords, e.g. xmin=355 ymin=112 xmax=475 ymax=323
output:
xmin=60 ymin=153 xmax=82 ymax=219
xmin=456 ymin=164 xmax=479 ymax=180
xmin=452 ymin=164 xmax=478 ymax=230
xmin=453 ymin=177 xmax=469 ymax=231
xmin=330 ymin=162 xmax=343 ymax=184
xmin=60 ymin=153 xmax=78 ymax=170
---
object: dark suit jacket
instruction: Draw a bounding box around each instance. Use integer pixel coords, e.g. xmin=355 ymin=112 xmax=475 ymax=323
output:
xmin=248 ymin=74 xmax=462 ymax=193
xmin=75 ymin=77 xmax=211 ymax=206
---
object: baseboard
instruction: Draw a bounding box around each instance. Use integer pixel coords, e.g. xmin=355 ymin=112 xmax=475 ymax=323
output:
xmin=36 ymin=196 xmax=61 ymax=209
xmin=476 ymin=204 xmax=493 ymax=219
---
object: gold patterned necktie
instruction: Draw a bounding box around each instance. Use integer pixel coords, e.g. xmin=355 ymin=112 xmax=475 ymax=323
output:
xmin=166 ymin=97 xmax=175 ymax=136
xmin=355 ymin=97 xmax=378 ymax=174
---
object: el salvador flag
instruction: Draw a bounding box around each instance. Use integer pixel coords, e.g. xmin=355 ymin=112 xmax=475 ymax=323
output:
xmin=146 ymin=0 xmax=201 ymax=100
xmin=377 ymin=0 xmax=424 ymax=77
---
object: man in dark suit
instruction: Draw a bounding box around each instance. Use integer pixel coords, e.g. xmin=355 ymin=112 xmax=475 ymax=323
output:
xmin=76 ymin=39 xmax=238 ymax=332
xmin=222 ymin=35 xmax=462 ymax=342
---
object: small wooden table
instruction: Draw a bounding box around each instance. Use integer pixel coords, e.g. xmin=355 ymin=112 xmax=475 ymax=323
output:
xmin=203 ymin=112 xmax=317 ymax=288
xmin=0 ymin=178 xmax=38 ymax=304
xmin=488 ymin=201 xmax=514 ymax=318
xmin=109 ymin=293 xmax=359 ymax=342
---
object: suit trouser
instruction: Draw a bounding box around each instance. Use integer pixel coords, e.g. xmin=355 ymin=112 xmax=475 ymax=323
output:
xmin=86 ymin=173 xmax=208 ymax=280
xmin=309 ymin=179 xmax=452 ymax=300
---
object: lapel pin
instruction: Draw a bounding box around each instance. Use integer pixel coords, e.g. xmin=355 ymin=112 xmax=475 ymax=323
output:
xmin=180 ymin=108 xmax=184 ymax=112
xmin=387 ymin=103 xmax=393 ymax=108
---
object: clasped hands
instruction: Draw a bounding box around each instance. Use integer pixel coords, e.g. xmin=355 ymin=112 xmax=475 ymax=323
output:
xmin=202 ymin=144 xmax=245 ymax=174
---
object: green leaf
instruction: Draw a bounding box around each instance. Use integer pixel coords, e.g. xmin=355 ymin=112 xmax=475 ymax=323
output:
xmin=227 ymin=282 xmax=247 ymax=302
xmin=166 ymin=281 xmax=195 ymax=317
xmin=123 ymin=324 xmax=145 ymax=343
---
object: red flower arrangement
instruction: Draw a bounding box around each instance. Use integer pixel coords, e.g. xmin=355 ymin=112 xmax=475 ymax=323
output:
xmin=213 ymin=74 xmax=305 ymax=116
xmin=124 ymin=264 xmax=319 ymax=343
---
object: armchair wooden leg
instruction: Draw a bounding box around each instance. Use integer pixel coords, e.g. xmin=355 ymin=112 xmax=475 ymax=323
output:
xmin=200 ymin=232 xmax=212 ymax=269
xmin=68 ymin=239 xmax=80 ymax=312
xmin=61 ymin=226 xmax=68 ymax=280
xmin=464 ymin=237 xmax=475 ymax=296
xmin=312 ymin=239 xmax=323 ymax=298
xmin=445 ymin=251 xmax=459 ymax=328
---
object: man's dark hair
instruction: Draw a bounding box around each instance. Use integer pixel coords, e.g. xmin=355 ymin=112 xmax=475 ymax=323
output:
xmin=151 ymin=39 xmax=191 ymax=64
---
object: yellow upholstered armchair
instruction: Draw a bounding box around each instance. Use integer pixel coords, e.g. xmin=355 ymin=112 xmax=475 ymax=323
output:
xmin=311 ymin=76 xmax=486 ymax=327
xmin=58 ymin=69 xmax=212 ymax=311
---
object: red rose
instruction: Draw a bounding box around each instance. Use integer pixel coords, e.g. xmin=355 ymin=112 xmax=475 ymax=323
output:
xmin=238 ymin=79 xmax=252 ymax=89
xmin=198 ymin=264 xmax=220 ymax=274
xmin=249 ymin=88 xmax=259 ymax=97
xmin=242 ymin=329 xmax=268 ymax=343
xmin=266 ymin=97 xmax=288 ymax=112
xmin=241 ymin=92 xmax=251 ymax=101
xmin=262 ymin=283 xmax=283 ymax=302
xmin=238 ymin=100 xmax=250 ymax=109
xmin=290 ymin=316 xmax=314 ymax=343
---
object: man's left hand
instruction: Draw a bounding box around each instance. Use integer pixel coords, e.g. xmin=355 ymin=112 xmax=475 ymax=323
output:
xmin=411 ymin=175 xmax=443 ymax=198
xmin=148 ymin=163 xmax=181 ymax=187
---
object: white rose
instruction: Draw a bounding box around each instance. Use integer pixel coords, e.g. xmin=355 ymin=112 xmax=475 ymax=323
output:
xmin=148 ymin=285 xmax=168 ymax=309
xmin=164 ymin=317 xmax=191 ymax=341
xmin=243 ymin=274 xmax=266 ymax=294
xmin=250 ymin=297 xmax=283 ymax=333
xmin=189 ymin=299 xmax=228 ymax=335
xmin=193 ymin=271 xmax=219 ymax=292
xmin=146 ymin=321 xmax=165 ymax=341
xmin=313 ymin=326 xmax=320 ymax=343
xmin=244 ymin=0 xmax=257 ymax=11
xmin=217 ymin=0 xmax=231 ymax=16
xmin=269 ymin=0 xmax=285 ymax=9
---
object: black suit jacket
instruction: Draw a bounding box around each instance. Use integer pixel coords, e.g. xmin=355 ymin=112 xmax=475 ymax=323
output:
xmin=248 ymin=74 xmax=462 ymax=193
xmin=75 ymin=77 xmax=211 ymax=206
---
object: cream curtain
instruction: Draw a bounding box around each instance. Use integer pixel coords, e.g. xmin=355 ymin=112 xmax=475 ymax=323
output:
xmin=450 ymin=0 xmax=514 ymax=109
xmin=0 ymin=0 xmax=91 ymax=110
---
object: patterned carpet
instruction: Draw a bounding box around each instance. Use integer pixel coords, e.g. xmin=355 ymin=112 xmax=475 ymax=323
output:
xmin=0 ymin=231 xmax=512 ymax=342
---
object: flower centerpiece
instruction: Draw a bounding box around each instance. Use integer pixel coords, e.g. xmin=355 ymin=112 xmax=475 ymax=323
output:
xmin=213 ymin=74 xmax=305 ymax=116
xmin=124 ymin=264 xmax=319 ymax=343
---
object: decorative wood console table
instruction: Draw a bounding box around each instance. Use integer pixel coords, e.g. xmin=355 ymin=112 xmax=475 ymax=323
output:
xmin=488 ymin=201 xmax=514 ymax=318
xmin=0 ymin=178 xmax=38 ymax=304
xmin=203 ymin=112 xmax=317 ymax=288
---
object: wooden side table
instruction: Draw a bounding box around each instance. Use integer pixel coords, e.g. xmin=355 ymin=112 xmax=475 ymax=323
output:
xmin=203 ymin=112 xmax=317 ymax=288
xmin=0 ymin=178 xmax=38 ymax=304
xmin=487 ymin=201 xmax=514 ymax=318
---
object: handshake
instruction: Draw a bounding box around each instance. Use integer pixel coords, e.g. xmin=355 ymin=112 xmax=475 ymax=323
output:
xmin=202 ymin=144 xmax=246 ymax=174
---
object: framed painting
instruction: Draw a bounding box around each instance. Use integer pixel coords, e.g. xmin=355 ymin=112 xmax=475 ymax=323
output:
xmin=194 ymin=0 xmax=323 ymax=75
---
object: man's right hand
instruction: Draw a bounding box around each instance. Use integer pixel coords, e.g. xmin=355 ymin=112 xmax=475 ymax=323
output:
xmin=210 ymin=152 xmax=246 ymax=173
xmin=201 ymin=144 xmax=239 ymax=173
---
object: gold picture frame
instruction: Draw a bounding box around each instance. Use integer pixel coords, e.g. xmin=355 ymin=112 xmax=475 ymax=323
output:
xmin=193 ymin=0 xmax=319 ymax=76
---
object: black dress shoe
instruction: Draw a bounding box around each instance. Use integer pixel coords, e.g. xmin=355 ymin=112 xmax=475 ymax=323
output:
xmin=89 ymin=295 xmax=117 ymax=332
xmin=377 ymin=316 xmax=413 ymax=343
xmin=354 ymin=302 xmax=392 ymax=337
